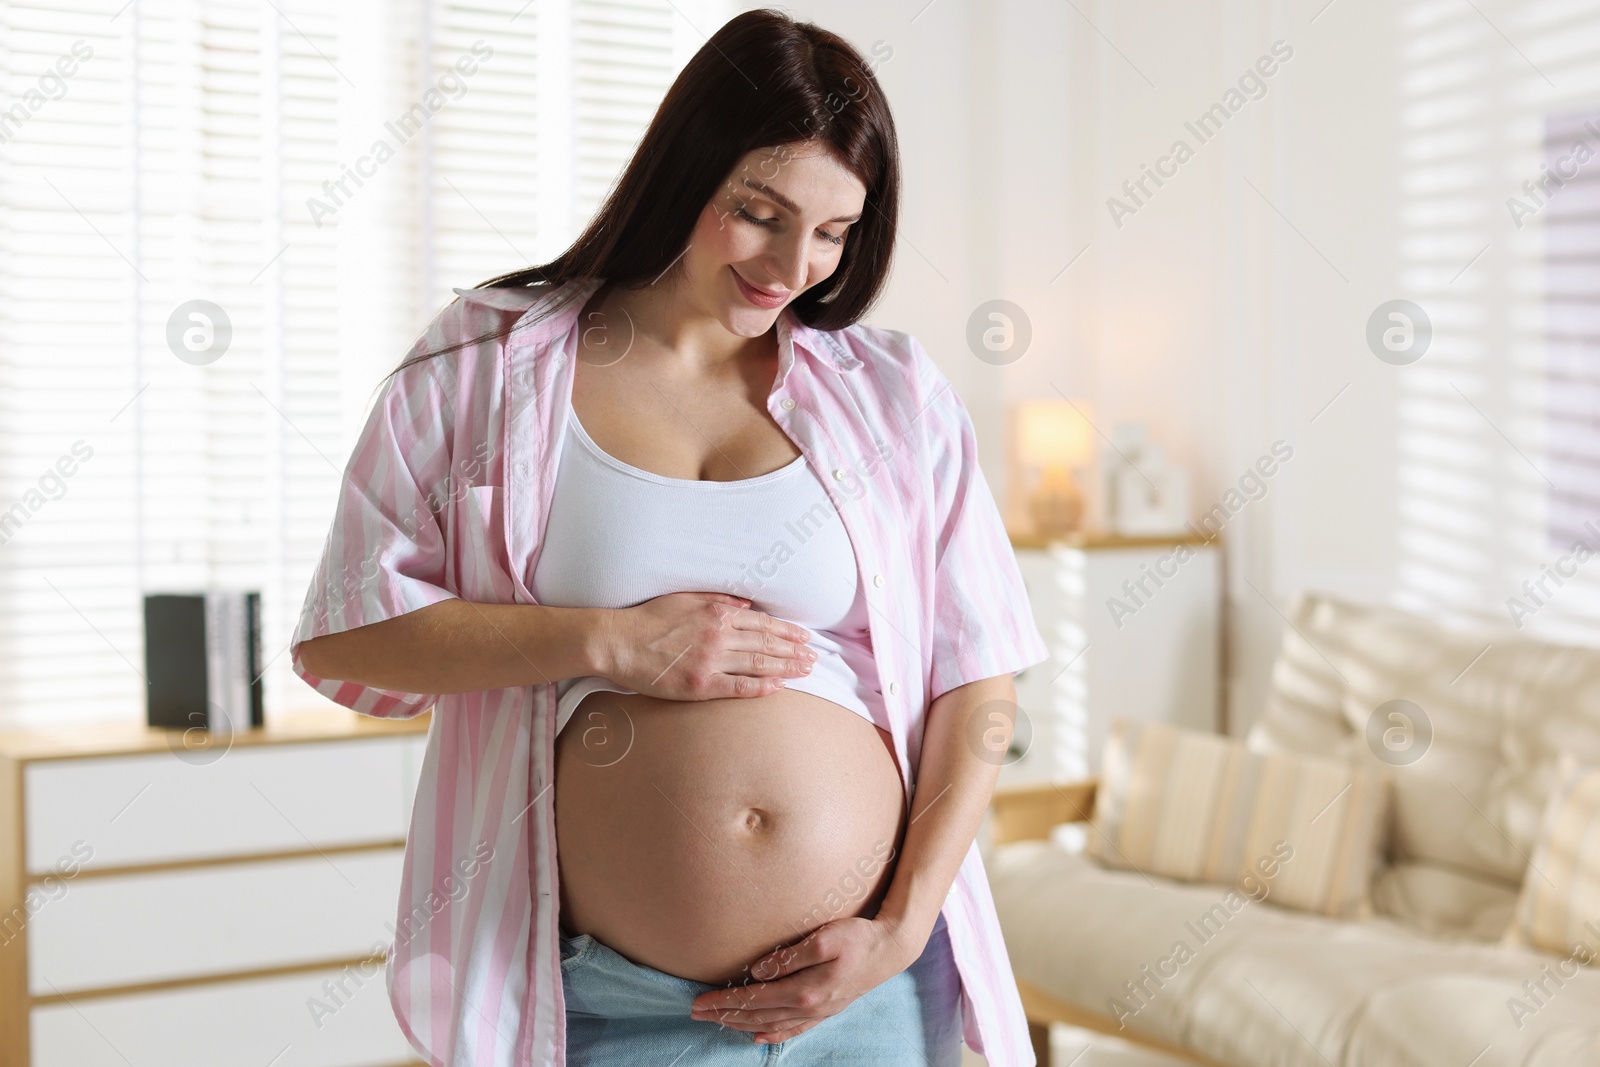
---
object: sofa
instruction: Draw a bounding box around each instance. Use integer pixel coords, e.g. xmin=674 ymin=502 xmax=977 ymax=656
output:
xmin=986 ymin=590 xmax=1600 ymax=1067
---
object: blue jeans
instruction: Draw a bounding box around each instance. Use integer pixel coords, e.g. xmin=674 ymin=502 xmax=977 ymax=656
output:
xmin=560 ymin=912 xmax=964 ymax=1065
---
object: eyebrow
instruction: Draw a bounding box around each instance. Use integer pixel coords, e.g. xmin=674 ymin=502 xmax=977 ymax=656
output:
xmin=740 ymin=177 xmax=862 ymax=224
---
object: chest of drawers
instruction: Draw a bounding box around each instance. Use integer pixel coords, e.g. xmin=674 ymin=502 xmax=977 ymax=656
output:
xmin=0 ymin=711 xmax=430 ymax=1067
xmin=1005 ymin=532 xmax=1224 ymax=786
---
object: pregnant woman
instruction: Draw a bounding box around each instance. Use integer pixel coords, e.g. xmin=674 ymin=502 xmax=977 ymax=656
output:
xmin=291 ymin=9 xmax=1048 ymax=1066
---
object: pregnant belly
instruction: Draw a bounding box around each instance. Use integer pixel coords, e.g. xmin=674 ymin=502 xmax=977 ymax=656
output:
xmin=554 ymin=686 xmax=908 ymax=986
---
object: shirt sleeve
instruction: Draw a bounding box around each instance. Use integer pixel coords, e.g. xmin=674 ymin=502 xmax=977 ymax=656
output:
xmin=913 ymin=335 xmax=1051 ymax=705
xmin=288 ymin=306 xmax=474 ymax=719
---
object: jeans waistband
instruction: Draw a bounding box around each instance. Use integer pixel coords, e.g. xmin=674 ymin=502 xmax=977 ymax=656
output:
xmin=560 ymin=911 xmax=952 ymax=1020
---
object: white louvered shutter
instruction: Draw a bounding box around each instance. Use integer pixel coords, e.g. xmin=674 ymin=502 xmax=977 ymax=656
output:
xmin=1544 ymin=108 xmax=1600 ymax=556
xmin=0 ymin=0 xmax=733 ymax=728
xmin=1 ymin=0 xmax=156 ymax=723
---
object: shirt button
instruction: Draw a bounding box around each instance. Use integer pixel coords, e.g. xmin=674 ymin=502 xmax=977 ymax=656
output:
xmin=873 ymin=574 xmax=885 ymax=587
xmin=779 ymin=397 xmax=796 ymax=411
xmin=833 ymin=469 xmax=847 ymax=480
xmin=889 ymin=681 xmax=900 ymax=695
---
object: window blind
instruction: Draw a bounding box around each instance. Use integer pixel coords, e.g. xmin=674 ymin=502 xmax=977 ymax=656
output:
xmin=1391 ymin=1 xmax=1600 ymax=638
xmin=1544 ymin=108 xmax=1600 ymax=558
xmin=0 ymin=0 xmax=732 ymax=728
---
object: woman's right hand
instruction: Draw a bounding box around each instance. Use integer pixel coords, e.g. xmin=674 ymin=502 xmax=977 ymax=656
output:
xmin=597 ymin=591 xmax=817 ymax=701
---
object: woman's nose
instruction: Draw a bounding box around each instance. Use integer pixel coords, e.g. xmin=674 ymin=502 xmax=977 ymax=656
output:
xmin=771 ymin=235 xmax=808 ymax=292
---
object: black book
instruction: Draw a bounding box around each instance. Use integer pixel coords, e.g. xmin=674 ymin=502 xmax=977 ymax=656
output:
xmin=144 ymin=591 xmax=264 ymax=732
xmin=246 ymin=591 xmax=264 ymax=728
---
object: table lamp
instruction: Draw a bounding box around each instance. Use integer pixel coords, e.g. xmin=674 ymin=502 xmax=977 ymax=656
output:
xmin=1012 ymin=399 xmax=1095 ymax=536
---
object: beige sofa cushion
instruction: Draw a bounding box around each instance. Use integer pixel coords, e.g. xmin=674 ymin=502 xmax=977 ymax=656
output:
xmin=1087 ymin=719 xmax=1390 ymax=918
xmin=1369 ymin=859 xmax=1518 ymax=942
xmin=991 ymin=837 xmax=1600 ymax=1067
xmin=1246 ymin=591 xmax=1600 ymax=935
xmin=1504 ymin=758 xmax=1600 ymax=960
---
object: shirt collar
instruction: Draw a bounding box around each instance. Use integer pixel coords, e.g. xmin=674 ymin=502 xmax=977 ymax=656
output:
xmin=778 ymin=301 xmax=863 ymax=374
xmin=452 ymin=279 xmax=862 ymax=374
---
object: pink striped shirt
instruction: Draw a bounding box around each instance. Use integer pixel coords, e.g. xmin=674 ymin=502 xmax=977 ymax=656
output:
xmin=291 ymin=276 xmax=1050 ymax=1066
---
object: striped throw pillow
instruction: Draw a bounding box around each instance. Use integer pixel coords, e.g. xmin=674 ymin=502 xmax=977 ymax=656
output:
xmin=1503 ymin=759 xmax=1600 ymax=961
xmin=1087 ymin=719 xmax=1392 ymax=918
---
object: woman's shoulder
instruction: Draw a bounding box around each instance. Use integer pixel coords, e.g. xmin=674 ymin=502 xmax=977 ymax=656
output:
xmin=807 ymin=318 xmax=950 ymax=402
xmin=450 ymin=273 xmax=602 ymax=315
xmin=795 ymin=320 xmax=968 ymax=464
xmin=450 ymin=281 xmax=557 ymax=313
xmin=379 ymin=283 xmax=553 ymax=404
xmin=448 ymin=278 xmax=591 ymax=337
xmin=799 ymin=317 xmax=919 ymax=375
xmin=395 ymin=278 xmax=593 ymax=383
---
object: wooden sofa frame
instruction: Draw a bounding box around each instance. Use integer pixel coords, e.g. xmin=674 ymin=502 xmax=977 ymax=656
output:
xmin=988 ymin=780 xmax=1225 ymax=1067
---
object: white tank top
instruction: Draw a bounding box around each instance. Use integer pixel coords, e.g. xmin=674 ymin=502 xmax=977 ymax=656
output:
xmin=530 ymin=391 xmax=884 ymax=738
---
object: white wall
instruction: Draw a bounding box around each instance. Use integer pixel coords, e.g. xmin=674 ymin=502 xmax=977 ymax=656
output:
xmin=776 ymin=0 xmax=1600 ymax=738
xmin=1263 ymin=0 xmax=1600 ymax=716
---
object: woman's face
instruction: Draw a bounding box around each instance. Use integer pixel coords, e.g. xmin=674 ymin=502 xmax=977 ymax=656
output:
xmin=679 ymin=140 xmax=867 ymax=337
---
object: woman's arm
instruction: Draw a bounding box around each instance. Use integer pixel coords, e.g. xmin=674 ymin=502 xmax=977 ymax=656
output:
xmin=296 ymin=599 xmax=611 ymax=694
xmin=874 ymin=672 xmax=1015 ymax=956
xmin=297 ymin=592 xmax=817 ymax=698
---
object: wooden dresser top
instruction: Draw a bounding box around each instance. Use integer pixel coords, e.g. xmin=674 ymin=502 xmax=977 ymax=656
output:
xmin=1009 ymin=529 xmax=1219 ymax=550
xmin=0 ymin=707 xmax=431 ymax=763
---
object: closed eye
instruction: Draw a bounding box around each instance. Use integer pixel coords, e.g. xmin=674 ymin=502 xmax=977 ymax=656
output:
xmin=734 ymin=204 xmax=845 ymax=246
xmin=734 ymin=204 xmax=779 ymax=226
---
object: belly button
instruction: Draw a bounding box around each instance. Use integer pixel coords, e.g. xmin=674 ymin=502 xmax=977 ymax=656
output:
xmin=742 ymin=808 xmax=768 ymax=832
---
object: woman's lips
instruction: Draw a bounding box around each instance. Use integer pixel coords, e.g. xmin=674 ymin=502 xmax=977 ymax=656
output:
xmin=732 ymin=269 xmax=789 ymax=309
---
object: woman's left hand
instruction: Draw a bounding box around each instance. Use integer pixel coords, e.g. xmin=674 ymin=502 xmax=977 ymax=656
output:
xmin=688 ymin=915 xmax=925 ymax=1044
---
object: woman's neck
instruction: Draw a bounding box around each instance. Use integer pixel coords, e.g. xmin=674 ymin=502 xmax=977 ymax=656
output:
xmin=592 ymin=276 xmax=774 ymax=376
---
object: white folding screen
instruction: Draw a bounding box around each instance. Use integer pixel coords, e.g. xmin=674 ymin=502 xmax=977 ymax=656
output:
xmin=0 ymin=0 xmax=730 ymax=727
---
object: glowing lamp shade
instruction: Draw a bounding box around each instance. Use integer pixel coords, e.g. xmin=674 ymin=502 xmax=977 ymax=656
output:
xmin=1016 ymin=401 xmax=1094 ymax=470
xmin=1012 ymin=400 xmax=1095 ymax=537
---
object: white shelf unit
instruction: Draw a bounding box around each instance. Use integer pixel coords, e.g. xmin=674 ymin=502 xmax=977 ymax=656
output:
xmin=1003 ymin=533 xmax=1223 ymax=788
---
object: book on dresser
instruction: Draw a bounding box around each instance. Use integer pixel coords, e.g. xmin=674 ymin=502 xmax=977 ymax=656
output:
xmin=143 ymin=591 xmax=263 ymax=733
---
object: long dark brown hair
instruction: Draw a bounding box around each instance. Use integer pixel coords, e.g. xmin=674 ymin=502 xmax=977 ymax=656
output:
xmin=393 ymin=7 xmax=899 ymax=376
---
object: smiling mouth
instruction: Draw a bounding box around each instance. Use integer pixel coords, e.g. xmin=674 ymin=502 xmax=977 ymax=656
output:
xmin=732 ymin=269 xmax=790 ymax=305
